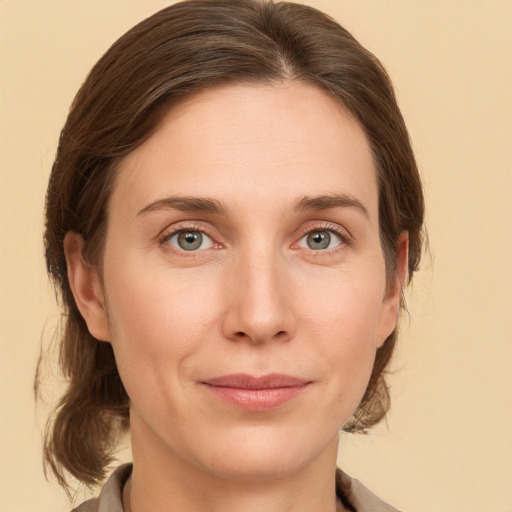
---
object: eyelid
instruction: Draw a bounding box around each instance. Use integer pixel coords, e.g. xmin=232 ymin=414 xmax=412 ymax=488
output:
xmin=158 ymin=222 xmax=222 ymax=254
xmin=292 ymin=221 xmax=353 ymax=250
xmin=297 ymin=230 xmax=342 ymax=250
xmin=156 ymin=219 xmax=352 ymax=256
xmin=167 ymin=230 xmax=214 ymax=251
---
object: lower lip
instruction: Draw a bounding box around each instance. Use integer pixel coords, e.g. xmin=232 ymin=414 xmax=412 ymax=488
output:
xmin=202 ymin=384 xmax=309 ymax=411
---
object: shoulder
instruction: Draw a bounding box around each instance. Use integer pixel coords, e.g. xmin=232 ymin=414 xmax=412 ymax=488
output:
xmin=70 ymin=464 xmax=132 ymax=512
xmin=71 ymin=498 xmax=99 ymax=512
xmin=336 ymin=469 xmax=403 ymax=512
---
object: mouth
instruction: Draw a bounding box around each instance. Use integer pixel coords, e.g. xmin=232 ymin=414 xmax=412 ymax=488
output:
xmin=200 ymin=373 xmax=312 ymax=411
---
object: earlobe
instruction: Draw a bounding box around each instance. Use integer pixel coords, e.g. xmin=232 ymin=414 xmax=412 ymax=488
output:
xmin=377 ymin=232 xmax=409 ymax=347
xmin=63 ymin=232 xmax=111 ymax=342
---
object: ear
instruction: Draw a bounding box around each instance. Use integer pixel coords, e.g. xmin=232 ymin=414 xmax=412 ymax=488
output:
xmin=377 ymin=231 xmax=409 ymax=347
xmin=63 ymin=232 xmax=111 ymax=342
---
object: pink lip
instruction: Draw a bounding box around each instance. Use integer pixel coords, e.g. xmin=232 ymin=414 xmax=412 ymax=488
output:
xmin=200 ymin=373 xmax=311 ymax=411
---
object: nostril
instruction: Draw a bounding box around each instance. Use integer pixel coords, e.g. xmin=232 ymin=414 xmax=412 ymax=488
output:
xmin=229 ymin=330 xmax=288 ymax=343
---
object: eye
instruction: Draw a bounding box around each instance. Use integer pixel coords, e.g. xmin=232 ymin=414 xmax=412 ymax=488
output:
xmin=165 ymin=230 xmax=214 ymax=252
xmin=298 ymin=230 xmax=343 ymax=251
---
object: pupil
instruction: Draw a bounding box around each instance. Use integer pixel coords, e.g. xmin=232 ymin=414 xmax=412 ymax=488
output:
xmin=308 ymin=231 xmax=330 ymax=250
xmin=178 ymin=231 xmax=202 ymax=251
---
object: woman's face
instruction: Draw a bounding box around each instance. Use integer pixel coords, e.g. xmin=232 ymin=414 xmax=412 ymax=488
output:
xmin=81 ymin=82 xmax=403 ymax=481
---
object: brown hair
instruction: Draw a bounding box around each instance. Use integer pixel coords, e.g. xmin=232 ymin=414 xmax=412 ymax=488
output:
xmin=40 ymin=0 xmax=424 ymax=490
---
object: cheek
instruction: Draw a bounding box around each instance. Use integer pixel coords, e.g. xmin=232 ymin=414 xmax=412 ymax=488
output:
xmin=300 ymin=264 xmax=386 ymax=345
xmin=103 ymin=262 xmax=221 ymax=394
xmin=298 ymin=268 xmax=386 ymax=406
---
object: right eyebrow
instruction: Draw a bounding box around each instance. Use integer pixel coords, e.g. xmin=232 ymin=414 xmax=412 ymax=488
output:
xmin=137 ymin=196 xmax=228 ymax=216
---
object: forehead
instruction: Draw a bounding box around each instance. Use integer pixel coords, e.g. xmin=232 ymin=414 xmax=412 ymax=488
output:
xmin=112 ymin=81 xmax=378 ymax=219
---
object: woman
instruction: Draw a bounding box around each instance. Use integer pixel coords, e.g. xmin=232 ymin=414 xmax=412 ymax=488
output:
xmin=41 ymin=0 xmax=424 ymax=510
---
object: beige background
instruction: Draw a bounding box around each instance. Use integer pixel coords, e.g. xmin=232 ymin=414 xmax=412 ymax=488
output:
xmin=1 ymin=0 xmax=511 ymax=510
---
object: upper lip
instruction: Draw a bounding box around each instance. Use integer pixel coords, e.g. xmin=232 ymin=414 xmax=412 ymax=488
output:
xmin=202 ymin=373 xmax=311 ymax=389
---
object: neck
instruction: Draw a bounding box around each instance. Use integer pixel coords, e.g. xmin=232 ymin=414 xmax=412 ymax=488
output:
xmin=126 ymin=415 xmax=343 ymax=512
xmin=124 ymin=475 xmax=344 ymax=512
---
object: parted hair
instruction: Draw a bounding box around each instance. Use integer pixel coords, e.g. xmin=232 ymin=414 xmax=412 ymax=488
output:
xmin=40 ymin=0 xmax=424 ymax=490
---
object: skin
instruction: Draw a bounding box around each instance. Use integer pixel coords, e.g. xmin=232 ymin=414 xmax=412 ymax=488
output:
xmin=65 ymin=82 xmax=407 ymax=512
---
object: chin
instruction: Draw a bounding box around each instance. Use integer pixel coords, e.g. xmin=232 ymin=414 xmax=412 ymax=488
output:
xmin=192 ymin=426 xmax=337 ymax=482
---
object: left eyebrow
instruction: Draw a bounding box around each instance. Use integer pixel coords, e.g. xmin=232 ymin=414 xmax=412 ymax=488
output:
xmin=137 ymin=196 xmax=228 ymax=216
xmin=293 ymin=194 xmax=370 ymax=219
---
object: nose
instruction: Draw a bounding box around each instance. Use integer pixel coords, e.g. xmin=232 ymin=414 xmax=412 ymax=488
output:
xmin=221 ymin=249 xmax=296 ymax=345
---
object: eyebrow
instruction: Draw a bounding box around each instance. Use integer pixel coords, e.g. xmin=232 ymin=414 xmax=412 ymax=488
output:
xmin=293 ymin=194 xmax=369 ymax=219
xmin=137 ymin=193 xmax=369 ymax=218
xmin=137 ymin=196 xmax=228 ymax=216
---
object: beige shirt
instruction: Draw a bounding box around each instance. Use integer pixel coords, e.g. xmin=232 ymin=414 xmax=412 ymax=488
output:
xmin=72 ymin=464 xmax=401 ymax=512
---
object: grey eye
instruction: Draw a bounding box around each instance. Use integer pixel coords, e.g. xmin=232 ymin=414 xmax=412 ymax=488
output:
xmin=299 ymin=230 xmax=342 ymax=251
xmin=168 ymin=230 xmax=213 ymax=251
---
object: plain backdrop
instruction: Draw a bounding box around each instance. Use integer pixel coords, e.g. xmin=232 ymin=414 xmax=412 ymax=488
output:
xmin=1 ymin=1 xmax=511 ymax=511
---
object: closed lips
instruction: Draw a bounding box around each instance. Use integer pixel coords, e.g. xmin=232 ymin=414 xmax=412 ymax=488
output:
xmin=202 ymin=373 xmax=312 ymax=389
xmin=198 ymin=373 xmax=311 ymax=411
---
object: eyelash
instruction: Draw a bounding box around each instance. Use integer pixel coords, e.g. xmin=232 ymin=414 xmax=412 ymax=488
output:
xmin=158 ymin=221 xmax=352 ymax=257
xmin=159 ymin=222 xmax=219 ymax=256
xmin=294 ymin=222 xmax=352 ymax=255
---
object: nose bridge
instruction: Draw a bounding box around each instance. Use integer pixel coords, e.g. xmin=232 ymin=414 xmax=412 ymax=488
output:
xmin=223 ymin=241 xmax=294 ymax=344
